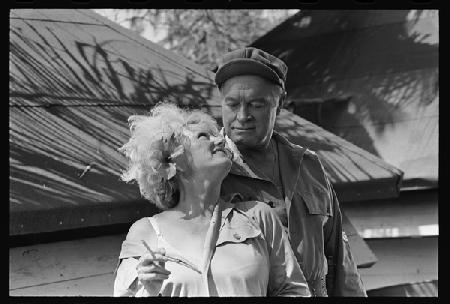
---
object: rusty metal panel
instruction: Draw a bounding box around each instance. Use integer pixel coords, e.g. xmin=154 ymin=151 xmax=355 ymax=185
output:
xmin=10 ymin=9 xmax=404 ymax=235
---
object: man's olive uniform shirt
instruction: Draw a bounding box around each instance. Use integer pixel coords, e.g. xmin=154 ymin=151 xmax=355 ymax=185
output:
xmin=220 ymin=131 xmax=367 ymax=296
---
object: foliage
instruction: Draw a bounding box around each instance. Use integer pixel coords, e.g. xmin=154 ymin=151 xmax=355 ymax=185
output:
xmin=113 ymin=9 xmax=296 ymax=70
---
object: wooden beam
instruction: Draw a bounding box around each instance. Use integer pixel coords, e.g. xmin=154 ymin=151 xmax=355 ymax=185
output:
xmin=341 ymin=189 xmax=438 ymax=238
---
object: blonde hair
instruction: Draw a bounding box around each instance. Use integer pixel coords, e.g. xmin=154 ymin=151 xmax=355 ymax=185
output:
xmin=119 ymin=102 xmax=219 ymax=209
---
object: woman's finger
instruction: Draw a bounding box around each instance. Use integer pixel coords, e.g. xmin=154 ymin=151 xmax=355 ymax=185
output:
xmin=153 ymin=247 xmax=166 ymax=255
xmin=139 ymin=252 xmax=166 ymax=260
xmin=138 ymin=257 xmax=168 ymax=265
xmin=137 ymin=264 xmax=171 ymax=275
xmin=138 ymin=272 xmax=170 ymax=282
xmin=152 ymin=248 xmax=167 ymax=269
xmin=137 ymin=255 xmax=168 ymax=267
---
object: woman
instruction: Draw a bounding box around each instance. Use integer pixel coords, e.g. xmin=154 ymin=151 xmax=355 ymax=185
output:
xmin=114 ymin=103 xmax=310 ymax=297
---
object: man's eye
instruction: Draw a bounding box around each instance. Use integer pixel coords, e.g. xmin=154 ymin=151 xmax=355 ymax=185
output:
xmin=250 ymin=101 xmax=265 ymax=108
xmin=226 ymin=102 xmax=239 ymax=108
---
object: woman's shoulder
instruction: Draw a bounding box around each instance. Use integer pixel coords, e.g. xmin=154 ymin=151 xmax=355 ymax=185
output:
xmin=125 ymin=217 xmax=157 ymax=242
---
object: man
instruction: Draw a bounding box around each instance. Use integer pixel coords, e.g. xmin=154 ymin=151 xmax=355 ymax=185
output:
xmin=216 ymin=47 xmax=366 ymax=297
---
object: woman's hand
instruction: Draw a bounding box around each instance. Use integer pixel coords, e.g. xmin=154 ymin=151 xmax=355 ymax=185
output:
xmin=136 ymin=248 xmax=171 ymax=295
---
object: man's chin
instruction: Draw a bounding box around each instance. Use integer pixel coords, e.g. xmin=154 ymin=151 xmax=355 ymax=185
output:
xmin=230 ymin=134 xmax=256 ymax=146
xmin=230 ymin=134 xmax=271 ymax=151
xmin=233 ymin=138 xmax=262 ymax=150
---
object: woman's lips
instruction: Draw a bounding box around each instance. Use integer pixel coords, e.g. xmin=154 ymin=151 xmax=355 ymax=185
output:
xmin=213 ymin=147 xmax=233 ymax=159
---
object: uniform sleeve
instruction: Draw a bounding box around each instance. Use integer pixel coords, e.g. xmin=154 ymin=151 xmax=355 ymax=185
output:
xmin=323 ymin=185 xmax=367 ymax=297
xmin=258 ymin=204 xmax=311 ymax=297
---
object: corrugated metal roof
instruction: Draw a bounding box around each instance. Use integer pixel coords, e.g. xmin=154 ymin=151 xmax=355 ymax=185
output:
xmin=10 ymin=9 xmax=219 ymax=235
xmin=251 ymin=10 xmax=438 ymax=188
xmin=275 ymin=110 xmax=403 ymax=202
xmin=367 ymin=280 xmax=438 ymax=297
xmin=10 ymin=9 xmax=402 ymax=236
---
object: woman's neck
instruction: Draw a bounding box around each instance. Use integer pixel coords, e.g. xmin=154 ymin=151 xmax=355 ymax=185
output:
xmin=173 ymin=175 xmax=222 ymax=219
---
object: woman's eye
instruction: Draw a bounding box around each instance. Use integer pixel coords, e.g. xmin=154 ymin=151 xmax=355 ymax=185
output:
xmin=198 ymin=132 xmax=209 ymax=139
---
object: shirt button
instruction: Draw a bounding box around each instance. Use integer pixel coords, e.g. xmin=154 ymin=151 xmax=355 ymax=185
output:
xmin=233 ymin=233 xmax=241 ymax=240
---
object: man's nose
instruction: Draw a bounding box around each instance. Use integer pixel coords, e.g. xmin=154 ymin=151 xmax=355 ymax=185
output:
xmin=237 ymin=104 xmax=251 ymax=122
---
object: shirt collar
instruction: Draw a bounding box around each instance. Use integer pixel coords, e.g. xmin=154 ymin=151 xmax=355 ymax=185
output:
xmin=219 ymin=192 xmax=243 ymax=221
xmin=225 ymin=130 xmax=307 ymax=181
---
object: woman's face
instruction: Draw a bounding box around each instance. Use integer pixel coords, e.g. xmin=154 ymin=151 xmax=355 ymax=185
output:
xmin=181 ymin=122 xmax=233 ymax=181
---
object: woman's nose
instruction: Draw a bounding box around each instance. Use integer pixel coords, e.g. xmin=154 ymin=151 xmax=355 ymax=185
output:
xmin=213 ymin=136 xmax=226 ymax=147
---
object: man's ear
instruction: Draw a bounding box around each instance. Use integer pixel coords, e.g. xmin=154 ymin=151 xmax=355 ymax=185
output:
xmin=276 ymin=90 xmax=287 ymax=115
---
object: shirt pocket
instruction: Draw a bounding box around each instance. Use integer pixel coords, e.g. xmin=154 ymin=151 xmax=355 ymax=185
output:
xmin=298 ymin=186 xmax=333 ymax=217
xmin=216 ymin=222 xmax=262 ymax=247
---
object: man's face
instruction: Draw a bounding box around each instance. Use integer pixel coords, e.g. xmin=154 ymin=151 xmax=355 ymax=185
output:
xmin=220 ymin=75 xmax=282 ymax=150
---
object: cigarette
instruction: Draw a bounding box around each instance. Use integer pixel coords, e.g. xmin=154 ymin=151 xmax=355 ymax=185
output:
xmin=141 ymin=240 xmax=201 ymax=274
xmin=141 ymin=240 xmax=156 ymax=258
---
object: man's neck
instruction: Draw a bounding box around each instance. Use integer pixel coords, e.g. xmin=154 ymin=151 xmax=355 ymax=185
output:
xmin=237 ymin=138 xmax=278 ymax=181
xmin=238 ymin=138 xmax=274 ymax=161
